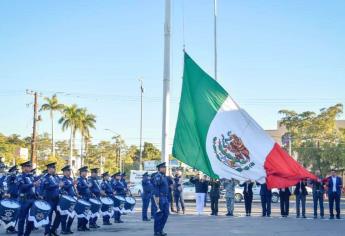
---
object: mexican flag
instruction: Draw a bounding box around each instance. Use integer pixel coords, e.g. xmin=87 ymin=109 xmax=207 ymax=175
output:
xmin=172 ymin=52 xmax=315 ymax=188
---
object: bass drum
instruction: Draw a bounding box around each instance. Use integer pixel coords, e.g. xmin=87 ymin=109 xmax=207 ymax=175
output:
xmin=89 ymin=198 xmax=102 ymax=217
xmin=0 ymin=199 xmax=20 ymax=228
xmin=58 ymin=195 xmax=77 ymax=217
xmin=74 ymin=199 xmax=91 ymax=219
xmin=124 ymin=196 xmax=136 ymax=213
xmin=112 ymin=195 xmax=125 ymax=212
xmin=100 ymin=197 xmax=114 ymax=217
xmin=28 ymin=200 xmax=51 ymax=227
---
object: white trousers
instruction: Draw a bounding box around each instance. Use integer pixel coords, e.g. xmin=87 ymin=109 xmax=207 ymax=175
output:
xmin=195 ymin=193 xmax=206 ymax=214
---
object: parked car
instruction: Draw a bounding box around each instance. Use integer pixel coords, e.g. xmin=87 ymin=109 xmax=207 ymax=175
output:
xmin=234 ymin=184 xmax=280 ymax=203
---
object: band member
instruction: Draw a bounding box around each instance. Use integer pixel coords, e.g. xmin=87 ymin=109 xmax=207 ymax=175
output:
xmin=279 ymin=187 xmax=291 ymax=217
xmin=100 ymin=172 xmax=113 ymax=225
xmin=240 ymin=180 xmax=253 ymax=216
xmin=153 ymin=162 xmax=169 ymax=236
xmin=60 ymin=165 xmax=77 ymax=234
xmin=120 ymin=172 xmax=128 ymax=193
xmin=0 ymin=159 xmax=6 ymax=200
xmin=17 ymin=161 xmax=40 ymax=236
xmin=77 ymin=166 xmax=92 ymax=231
xmin=89 ymin=168 xmax=103 ymax=228
xmin=328 ymin=169 xmax=343 ymax=219
xmin=42 ymin=162 xmax=61 ymax=236
xmin=6 ymin=165 xmax=19 ymax=234
xmin=142 ymin=172 xmax=155 ymax=221
xmin=112 ymin=172 xmax=125 ymax=223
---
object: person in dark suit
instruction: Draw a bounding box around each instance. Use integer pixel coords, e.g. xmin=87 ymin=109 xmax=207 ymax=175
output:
xmin=327 ymin=169 xmax=343 ymax=219
xmin=279 ymin=187 xmax=291 ymax=217
xmin=309 ymin=170 xmax=325 ymax=219
xmin=294 ymin=179 xmax=308 ymax=218
xmin=240 ymin=180 xmax=253 ymax=216
xmin=209 ymin=179 xmax=220 ymax=216
xmin=259 ymin=182 xmax=272 ymax=217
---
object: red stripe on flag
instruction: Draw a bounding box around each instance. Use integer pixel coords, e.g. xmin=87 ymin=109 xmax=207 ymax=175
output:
xmin=264 ymin=143 xmax=316 ymax=189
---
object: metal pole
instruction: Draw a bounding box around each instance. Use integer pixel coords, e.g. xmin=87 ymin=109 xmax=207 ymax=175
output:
xmin=31 ymin=92 xmax=38 ymax=167
xmin=214 ymin=0 xmax=218 ymax=81
xmin=139 ymin=79 xmax=143 ymax=171
xmin=161 ymin=0 xmax=171 ymax=169
xmin=288 ymin=134 xmax=292 ymax=156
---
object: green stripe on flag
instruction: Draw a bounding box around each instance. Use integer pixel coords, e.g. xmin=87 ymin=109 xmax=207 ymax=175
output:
xmin=172 ymin=52 xmax=228 ymax=178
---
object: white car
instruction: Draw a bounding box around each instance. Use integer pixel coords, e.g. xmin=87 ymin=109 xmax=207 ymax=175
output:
xmin=234 ymin=184 xmax=280 ymax=203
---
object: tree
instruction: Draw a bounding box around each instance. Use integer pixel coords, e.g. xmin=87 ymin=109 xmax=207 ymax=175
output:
xmin=142 ymin=142 xmax=161 ymax=161
xmin=279 ymin=103 xmax=345 ymax=176
xmin=40 ymin=95 xmax=64 ymax=157
xmin=59 ymin=104 xmax=82 ymax=167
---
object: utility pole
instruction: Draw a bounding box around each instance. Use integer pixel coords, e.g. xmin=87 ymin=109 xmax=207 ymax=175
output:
xmin=26 ymin=90 xmax=40 ymax=167
xmin=161 ymin=0 xmax=171 ymax=171
xmin=214 ymin=0 xmax=218 ymax=81
xmin=139 ymin=79 xmax=144 ymax=171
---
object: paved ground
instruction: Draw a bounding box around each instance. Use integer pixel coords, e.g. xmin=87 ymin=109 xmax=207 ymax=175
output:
xmin=3 ymin=199 xmax=345 ymax=236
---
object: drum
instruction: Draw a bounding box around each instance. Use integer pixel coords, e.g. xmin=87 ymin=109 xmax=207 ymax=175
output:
xmin=0 ymin=199 xmax=20 ymax=228
xmin=28 ymin=200 xmax=51 ymax=227
xmin=57 ymin=195 xmax=77 ymax=217
xmin=112 ymin=195 xmax=125 ymax=212
xmin=89 ymin=198 xmax=102 ymax=217
xmin=124 ymin=196 xmax=136 ymax=213
xmin=100 ymin=197 xmax=114 ymax=217
xmin=74 ymin=199 xmax=91 ymax=219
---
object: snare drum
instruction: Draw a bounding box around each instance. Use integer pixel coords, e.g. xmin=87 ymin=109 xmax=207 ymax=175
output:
xmin=112 ymin=195 xmax=125 ymax=212
xmin=124 ymin=196 xmax=136 ymax=213
xmin=0 ymin=199 xmax=20 ymax=228
xmin=100 ymin=197 xmax=114 ymax=217
xmin=89 ymin=198 xmax=102 ymax=217
xmin=58 ymin=195 xmax=77 ymax=217
xmin=28 ymin=200 xmax=51 ymax=227
xmin=74 ymin=199 xmax=91 ymax=219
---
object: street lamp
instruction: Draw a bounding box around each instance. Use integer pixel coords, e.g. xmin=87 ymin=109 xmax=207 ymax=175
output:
xmin=104 ymin=129 xmax=123 ymax=172
xmin=138 ymin=78 xmax=144 ymax=171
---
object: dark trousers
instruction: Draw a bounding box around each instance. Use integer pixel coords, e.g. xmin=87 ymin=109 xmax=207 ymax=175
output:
xmin=89 ymin=216 xmax=98 ymax=226
xmin=296 ymin=194 xmax=306 ymax=217
xmin=154 ymin=198 xmax=169 ymax=234
xmin=313 ymin=191 xmax=324 ymax=217
xmin=244 ymin=193 xmax=253 ymax=215
xmin=18 ymin=200 xmax=34 ymax=236
xmin=329 ymin=192 xmax=341 ymax=217
xmin=77 ymin=218 xmax=88 ymax=229
xmin=174 ymin=192 xmax=185 ymax=212
xmin=45 ymin=199 xmax=61 ymax=234
xmin=210 ymin=196 xmax=219 ymax=215
xmin=103 ymin=215 xmax=110 ymax=224
xmin=260 ymin=194 xmax=272 ymax=216
xmin=114 ymin=211 xmax=121 ymax=221
xmin=168 ymin=191 xmax=174 ymax=211
xmin=142 ymin=195 xmax=151 ymax=220
xmin=279 ymin=193 xmax=289 ymax=216
xmin=60 ymin=215 xmax=74 ymax=232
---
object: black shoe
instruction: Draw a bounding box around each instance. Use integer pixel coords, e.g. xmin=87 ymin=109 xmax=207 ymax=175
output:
xmin=60 ymin=231 xmax=69 ymax=235
xmin=313 ymin=215 xmax=317 ymax=219
xmin=210 ymin=212 xmax=214 ymax=216
xmin=336 ymin=216 xmax=341 ymax=219
xmin=161 ymin=231 xmax=167 ymax=236
xmin=103 ymin=222 xmax=112 ymax=225
xmin=302 ymin=215 xmax=306 ymax=219
xmin=115 ymin=220 xmax=124 ymax=223
xmin=330 ymin=216 xmax=334 ymax=219
xmin=77 ymin=228 xmax=85 ymax=232
xmin=154 ymin=233 xmax=161 ymax=236
xmin=51 ymin=231 xmax=60 ymax=236
xmin=143 ymin=218 xmax=151 ymax=221
xmin=85 ymin=227 xmax=90 ymax=231
xmin=226 ymin=212 xmax=232 ymax=216
xmin=262 ymin=214 xmax=266 ymax=217
xmin=67 ymin=231 xmax=74 ymax=234
xmin=6 ymin=229 xmax=17 ymax=234
xmin=296 ymin=215 xmax=300 ymax=218
xmin=267 ymin=215 xmax=271 ymax=217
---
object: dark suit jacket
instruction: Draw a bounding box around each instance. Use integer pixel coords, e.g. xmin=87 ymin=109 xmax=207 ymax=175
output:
xmin=259 ymin=183 xmax=272 ymax=196
xmin=240 ymin=182 xmax=253 ymax=195
xmin=279 ymin=188 xmax=291 ymax=196
xmin=294 ymin=181 xmax=308 ymax=195
xmin=328 ymin=176 xmax=343 ymax=195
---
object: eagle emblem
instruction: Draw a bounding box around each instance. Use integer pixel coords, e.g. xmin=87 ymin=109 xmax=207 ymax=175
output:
xmin=212 ymin=131 xmax=255 ymax=172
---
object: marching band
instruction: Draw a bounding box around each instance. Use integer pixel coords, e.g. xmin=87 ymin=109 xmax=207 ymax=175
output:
xmin=0 ymin=161 xmax=136 ymax=236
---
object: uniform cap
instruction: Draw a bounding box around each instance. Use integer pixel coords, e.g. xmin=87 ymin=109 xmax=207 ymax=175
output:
xmin=156 ymin=162 xmax=166 ymax=169
xmin=46 ymin=162 xmax=56 ymax=168
xmin=8 ymin=165 xmax=18 ymax=173
xmin=61 ymin=165 xmax=71 ymax=172
xmin=102 ymin=172 xmax=109 ymax=177
xmin=91 ymin=168 xmax=99 ymax=173
xmin=79 ymin=166 xmax=88 ymax=172
xmin=20 ymin=161 xmax=32 ymax=167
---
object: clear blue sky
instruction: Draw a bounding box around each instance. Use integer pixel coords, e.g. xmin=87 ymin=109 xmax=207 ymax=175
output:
xmin=1 ymin=0 xmax=345 ymax=151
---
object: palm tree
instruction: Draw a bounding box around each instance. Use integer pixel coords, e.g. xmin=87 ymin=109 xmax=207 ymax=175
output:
xmin=40 ymin=95 xmax=64 ymax=156
xmin=59 ymin=104 xmax=82 ymax=166
xmin=78 ymin=108 xmax=96 ymax=166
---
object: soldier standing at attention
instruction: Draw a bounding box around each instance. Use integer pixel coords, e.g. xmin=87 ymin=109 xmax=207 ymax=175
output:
xmin=153 ymin=162 xmax=169 ymax=236
xmin=142 ymin=172 xmax=154 ymax=221
xmin=279 ymin=187 xmax=291 ymax=217
xmin=240 ymin=180 xmax=253 ymax=216
xmin=100 ymin=172 xmax=113 ymax=225
xmin=223 ymin=178 xmax=236 ymax=216
xmin=60 ymin=165 xmax=77 ymax=234
xmin=259 ymin=182 xmax=272 ymax=217
xmin=173 ymin=171 xmax=185 ymax=214
xmin=77 ymin=166 xmax=92 ymax=231
xmin=89 ymin=168 xmax=102 ymax=228
xmin=42 ymin=162 xmax=61 ymax=236
xmin=294 ymin=179 xmax=308 ymax=218
xmin=17 ymin=161 xmax=40 ymax=236
xmin=209 ymin=179 xmax=220 ymax=216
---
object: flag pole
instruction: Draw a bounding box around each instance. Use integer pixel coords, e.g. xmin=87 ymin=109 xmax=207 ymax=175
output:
xmin=161 ymin=0 xmax=171 ymax=170
xmin=214 ymin=0 xmax=218 ymax=81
